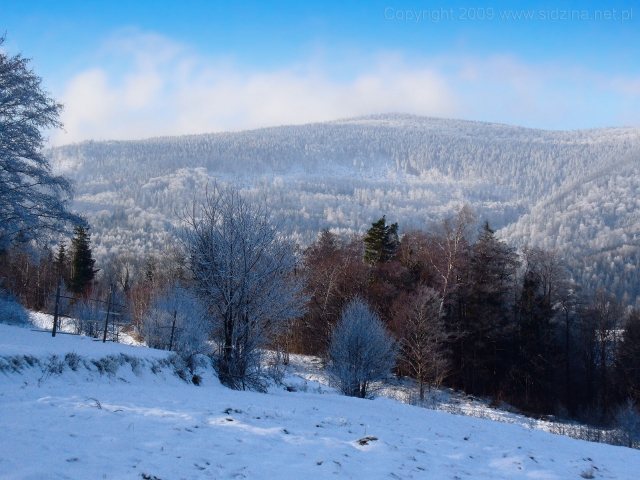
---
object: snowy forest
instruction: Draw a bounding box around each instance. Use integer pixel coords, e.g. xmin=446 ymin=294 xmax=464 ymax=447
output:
xmin=44 ymin=114 xmax=640 ymax=305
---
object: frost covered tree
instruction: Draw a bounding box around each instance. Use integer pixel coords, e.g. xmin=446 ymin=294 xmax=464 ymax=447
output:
xmin=327 ymin=297 xmax=397 ymax=398
xmin=67 ymin=294 xmax=100 ymax=336
xmin=142 ymin=286 xmax=209 ymax=357
xmin=0 ymin=36 xmax=81 ymax=251
xmin=0 ymin=289 xmax=29 ymax=325
xmin=184 ymin=185 xmax=306 ymax=391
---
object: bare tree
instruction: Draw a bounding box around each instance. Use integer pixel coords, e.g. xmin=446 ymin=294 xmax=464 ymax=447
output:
xmin=103 ymin=251 xmax=139 ymax=294
xmin=183 ymin=185 xmax=306 ymax=391
xmin=521 ymin=247 xmax=569 ymax=312
xmin=299 ymin=230 xmax=347 ymax=350
xmin=578 ymin=290 xmax=625 ymax=413
xmin=67 ymin=294 xmax=101 ymax=336
xmin=422 ymin=204 xmax=476 ymax=316
xmin=327 ymin=297 xmax=397 ymax=398
xmin=556 ymin=280 xmax=583 ymax=410
xmin=298 ymin=230 xmax=368 ymax=354
xmin=616 ymin=309 xmax=640 ymax=403
xmin=394 ymin=285 xmax=450 ymax=400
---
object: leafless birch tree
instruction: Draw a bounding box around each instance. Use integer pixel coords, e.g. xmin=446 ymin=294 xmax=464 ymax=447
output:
xmin=394 ymin=285 xmax=450 ymax=400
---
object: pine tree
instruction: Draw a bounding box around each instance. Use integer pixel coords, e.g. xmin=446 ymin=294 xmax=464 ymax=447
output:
xmin=70 ymin=226 xmax=97 ymax=294
xmin=459 ymin=220 xmax=519 ymax=395
xmin=54 ymin=241 xmax=70 ymax=283
xmin=364 ymin=216 xmax=399 ymax=264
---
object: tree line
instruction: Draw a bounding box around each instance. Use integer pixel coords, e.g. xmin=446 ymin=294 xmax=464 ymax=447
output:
xmin=292 ymin=207 xmax=640 ymax=424
xmin=2 ymin=200 xmax=639 ymax=428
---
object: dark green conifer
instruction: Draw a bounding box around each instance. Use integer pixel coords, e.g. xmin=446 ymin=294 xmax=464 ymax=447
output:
xmin=54 ymin=241 xmax=69 ymax=281
xmin=70 ymin=226 xmax=97 ymax=294
xmin=364 ymin=216 xmax=399 ymax=264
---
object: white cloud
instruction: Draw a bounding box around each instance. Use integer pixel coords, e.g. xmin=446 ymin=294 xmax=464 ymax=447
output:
xmin=51 ymin=31 xmax=640 ymax=145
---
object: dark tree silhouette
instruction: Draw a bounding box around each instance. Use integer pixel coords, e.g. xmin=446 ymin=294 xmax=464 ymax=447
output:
xmin=70 ymin=226 xmax=97 ymax=294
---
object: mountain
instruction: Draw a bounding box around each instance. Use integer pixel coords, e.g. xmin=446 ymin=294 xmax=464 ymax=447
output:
xmin=47 ymin=114 xmax=640 ymax=303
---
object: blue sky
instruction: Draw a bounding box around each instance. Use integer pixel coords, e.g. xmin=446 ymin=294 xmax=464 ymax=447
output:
xmin=2 ymin=0 xmax=639 ymax=144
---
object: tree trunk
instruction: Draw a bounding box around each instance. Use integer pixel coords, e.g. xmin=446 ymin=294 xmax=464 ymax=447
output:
xmin=565 ymin=313 xmax=571 ymax=409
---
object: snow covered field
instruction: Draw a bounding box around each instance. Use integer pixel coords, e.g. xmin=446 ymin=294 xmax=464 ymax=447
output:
xmin=1 ymin=323 xmax=639 ymax=479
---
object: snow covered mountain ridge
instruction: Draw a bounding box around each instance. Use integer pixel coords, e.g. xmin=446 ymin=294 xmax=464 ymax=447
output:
xmin=47 ymin=114 xmax=640 ymax=303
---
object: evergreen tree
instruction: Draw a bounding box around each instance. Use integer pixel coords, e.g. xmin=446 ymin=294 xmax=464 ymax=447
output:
xmin=458 ymin=220 xmax=519 ymax=395
xmin=54 ymin=241 xmax=70 ymax=283
xmin=577 ymin=290 xmax=624 ymax=414
xmin=70 ymin=226 xmax=97 ymax=294
xmin=364 ymin=216 xmax=399 ymax=264
xmin=314 ymin=229 xmax=340 ymax=258
xmin=54 ymin=241 xmax=66 ymax=272
xmin=512 ymin=270 xmax=558 ymax=410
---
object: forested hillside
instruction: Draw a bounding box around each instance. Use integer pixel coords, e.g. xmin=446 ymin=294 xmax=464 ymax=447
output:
xmin=501 ymin=155 xmax=640 ymax=302
xmin=47 ymin=114 xmax=640 ymax=303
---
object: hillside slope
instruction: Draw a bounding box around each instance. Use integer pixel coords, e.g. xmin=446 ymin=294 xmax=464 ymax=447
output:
xmin=501 ymin=156 xmax=640 ymax=303
xmin=1 ymin=322 xmax=639 ymax=479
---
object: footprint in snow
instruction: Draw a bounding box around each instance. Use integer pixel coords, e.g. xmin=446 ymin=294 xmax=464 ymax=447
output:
xmin=357 ymin=436 xmax=378 ymax=446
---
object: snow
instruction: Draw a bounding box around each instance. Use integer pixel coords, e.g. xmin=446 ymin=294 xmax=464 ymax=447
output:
xmin=1 ymin=322 xmax=639 ymax=479
xmin=0 ymin=318 xmax=159 ymax=359
xmin=27 ymin=311 xmax=146 ymax=348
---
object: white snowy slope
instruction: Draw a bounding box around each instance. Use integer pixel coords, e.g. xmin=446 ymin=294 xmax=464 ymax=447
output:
xmin=1 ymin=323 xmax=638 ymax=479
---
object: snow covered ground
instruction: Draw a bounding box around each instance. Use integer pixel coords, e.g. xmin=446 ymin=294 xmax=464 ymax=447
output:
xmin=1 ymin=322 xmax=639 ymax=479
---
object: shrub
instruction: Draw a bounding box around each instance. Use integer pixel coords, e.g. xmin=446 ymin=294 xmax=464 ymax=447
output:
xmin=0 ymin=291 xmax=30 ymax=326
xmin=326 ymin=297 xmax=397 ymax=398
